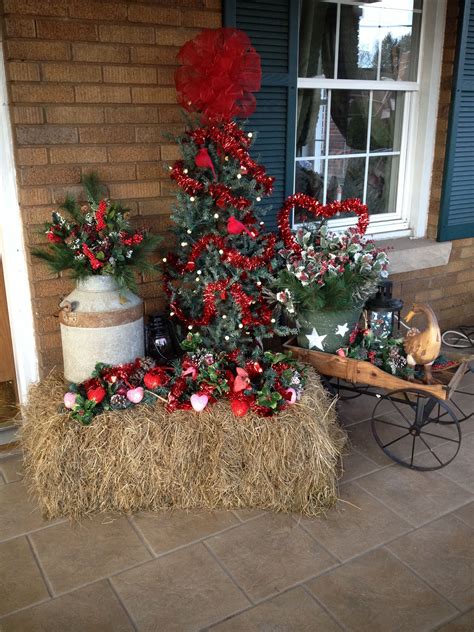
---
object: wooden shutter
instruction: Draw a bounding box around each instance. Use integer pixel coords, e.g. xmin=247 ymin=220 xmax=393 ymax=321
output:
xmin=438 ymin=0 xmax=474 ymax=241
xmin=224 ymin=0 xmax=298 ymax=231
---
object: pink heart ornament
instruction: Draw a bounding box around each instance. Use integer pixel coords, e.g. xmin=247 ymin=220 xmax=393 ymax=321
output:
xmin=63 ymin=392 xmax=77 ymax=409
xmin=286 ymin=388 xmax=297 ymax=404
xmin=126 ymin=387 xmax=144 ymax=404
xmin=190 ymin=393 xmax=208 ymax=412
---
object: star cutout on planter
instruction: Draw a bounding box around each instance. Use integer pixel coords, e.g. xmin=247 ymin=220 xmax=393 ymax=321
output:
xmin=306 ymin=328 xmax=327 ymax=351
xmin=335 ymin=323 xmax=349 ymax=337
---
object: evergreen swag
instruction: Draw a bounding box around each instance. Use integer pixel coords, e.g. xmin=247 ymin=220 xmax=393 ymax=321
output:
xmin=63 ymin=334 xmax=307 ymax=425
xmin=32 ymin=173 xmax=160 ymax=291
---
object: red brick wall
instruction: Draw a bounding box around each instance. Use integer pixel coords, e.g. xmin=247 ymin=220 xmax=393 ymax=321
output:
xmin=1 ymin=0 xmax=220 ymax=375
xmin=391 ymin=0 xmax=474 ymax=329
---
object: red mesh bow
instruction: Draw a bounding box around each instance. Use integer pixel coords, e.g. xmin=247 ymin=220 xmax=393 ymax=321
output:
xmin=175 ymin=28 xmax=261 ymax=121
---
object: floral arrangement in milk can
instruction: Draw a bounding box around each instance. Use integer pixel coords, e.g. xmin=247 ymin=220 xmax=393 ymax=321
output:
xmin=33 ymin=173 xmax=160 ymax=291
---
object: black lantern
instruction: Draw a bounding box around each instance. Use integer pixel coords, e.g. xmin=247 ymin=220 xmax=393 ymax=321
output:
xmin=145 ymin=313 xmax=176 ymax=364
xmin=365 ymin=280 xmax=403 ymax=338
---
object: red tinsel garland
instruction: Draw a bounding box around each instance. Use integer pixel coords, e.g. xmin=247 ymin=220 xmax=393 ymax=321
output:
xmin=277 ymin=194 xmax=370 ymax=253
xmin=181 ymin=233 xmax=276 ymax=273
xmin=189 ymin=122 xmax=274 ymax=195
xmin=169 ymin=277 xmax=272 ymax=330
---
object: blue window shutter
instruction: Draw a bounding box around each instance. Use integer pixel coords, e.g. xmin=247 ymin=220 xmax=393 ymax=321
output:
xmin=438 ymin=0 xmax=474 ymax=242
xmin=223 ymin=0 xmax=298 ymax=231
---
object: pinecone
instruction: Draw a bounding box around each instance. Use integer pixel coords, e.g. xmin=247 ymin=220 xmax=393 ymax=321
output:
xmin=140 ymin=357 xmax=156 ymax=371
xmin=129 ymin=367 xmax=146 ymax=383
xmin=110 ymin=394 xmax=128 ymax=409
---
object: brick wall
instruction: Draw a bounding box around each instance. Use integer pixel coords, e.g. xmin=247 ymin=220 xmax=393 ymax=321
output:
xmin=1 ymin=0 xmax=221 ymax=375
xmin=392 ymin=0 xmax=474 ymax=328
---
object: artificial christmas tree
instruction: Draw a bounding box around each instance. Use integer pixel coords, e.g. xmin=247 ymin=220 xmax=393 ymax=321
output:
xmin=163 ymin=28 xmax=292 ymax=358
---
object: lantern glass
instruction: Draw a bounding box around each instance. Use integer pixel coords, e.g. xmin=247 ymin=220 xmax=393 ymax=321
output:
xmin=145 ymin=313 xmax=176 ymax=363
xmin=365 ymin=280 xmax=403 ymax=338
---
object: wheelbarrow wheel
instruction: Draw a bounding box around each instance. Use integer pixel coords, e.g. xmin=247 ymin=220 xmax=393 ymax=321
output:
xmin=371 ymin=388 xmax=461 ymax=471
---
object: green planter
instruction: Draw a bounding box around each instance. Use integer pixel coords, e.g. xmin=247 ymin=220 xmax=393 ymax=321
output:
xmin=297 ymin=308 xmax=362 ymax=353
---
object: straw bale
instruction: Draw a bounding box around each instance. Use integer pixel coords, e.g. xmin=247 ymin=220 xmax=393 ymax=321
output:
xmin=21 ymin=369 xmax=346 ymax=520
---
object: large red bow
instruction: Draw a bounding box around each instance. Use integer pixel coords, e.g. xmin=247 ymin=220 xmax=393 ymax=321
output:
xmin=175 ymin=28 xmax=262 ymax=121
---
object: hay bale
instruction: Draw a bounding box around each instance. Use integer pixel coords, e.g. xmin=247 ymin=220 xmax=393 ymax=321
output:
xmin=20 ymin=369 xmax=346 ymax=520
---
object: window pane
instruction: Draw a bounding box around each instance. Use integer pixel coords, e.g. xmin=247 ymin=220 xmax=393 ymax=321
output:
xmin=295 ymin=159 xmax=325 ymax=201
xmin=370 ymin=91 xmax=404 ymax=152
xmin=296 ymin=89 xmax=327 ymax=158
xmin=327 ymin=157 xmax=365 ymax=203
xmin=367 ymin=155 xmax=400 ymax=214
xmin=299 ymin=0 xmax=337 ymax=78
xmin=329 ymin=90 xmax=369 ymax=155
xmin=338 ymin=4 xmax=421 ymax=82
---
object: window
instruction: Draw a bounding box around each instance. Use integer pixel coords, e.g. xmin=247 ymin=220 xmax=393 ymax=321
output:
xmin=295 ymin=0 xmax=423 ymax=233
xmin=225 ymin=0 xmax=447 ymax=239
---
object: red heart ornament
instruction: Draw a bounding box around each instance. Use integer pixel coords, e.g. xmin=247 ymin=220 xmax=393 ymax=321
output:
xmin=277 ymin=194 xmax=369 ymax=253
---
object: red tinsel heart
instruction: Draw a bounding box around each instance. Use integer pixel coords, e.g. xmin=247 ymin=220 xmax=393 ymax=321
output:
xmin=277 ymin=194 xmax=370 ymax=254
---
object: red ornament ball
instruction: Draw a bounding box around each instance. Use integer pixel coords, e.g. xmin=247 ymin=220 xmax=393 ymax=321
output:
xmin=86 ymin=385 xmax=106 ymax=404
xmin=231 ymin=399 xmax=250 ymax=417
xmin=144 ymin=369 xmax=168 ymax=390
xmin=185 ymin=261 xmax=196 ymax=272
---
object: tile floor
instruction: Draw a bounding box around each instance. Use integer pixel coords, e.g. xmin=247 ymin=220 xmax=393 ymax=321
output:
xmin=1 ymin=372 xmax=473 ymax=631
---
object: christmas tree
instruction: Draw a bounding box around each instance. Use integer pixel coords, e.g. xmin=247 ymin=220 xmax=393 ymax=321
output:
xmin=163 ymin=28 xmax=291 ymax=357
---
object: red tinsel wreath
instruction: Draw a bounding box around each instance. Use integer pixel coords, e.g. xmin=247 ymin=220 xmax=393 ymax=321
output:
xmin=278 ymin=194 xmax=370 ymax=253
xmin=175 ymin=28 xmax=262 ymax=121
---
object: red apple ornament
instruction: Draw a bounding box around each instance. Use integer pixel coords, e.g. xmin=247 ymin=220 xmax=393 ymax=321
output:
xmin=86 ymin=385 xmax=106 ymax=404
xmin=231 ymin=399 xmax=250 ymax=417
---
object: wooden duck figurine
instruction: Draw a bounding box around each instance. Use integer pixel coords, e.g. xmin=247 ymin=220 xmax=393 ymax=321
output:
xmin=403 ymin=303 xmax=441 ymax=384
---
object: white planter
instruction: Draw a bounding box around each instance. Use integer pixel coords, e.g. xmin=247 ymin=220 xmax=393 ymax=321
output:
xmin=59 ymin=276 xmax=144 ymax=383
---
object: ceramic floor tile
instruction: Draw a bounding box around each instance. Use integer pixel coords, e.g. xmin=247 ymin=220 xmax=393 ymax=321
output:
xmin=210 ymin=586 xmax=342 ymax=631
xmin=453 ymin=501 xmax=474 ymax=528
xmin=346 ymin=419 xmax=399 ymax=467
xmin=0 ymin=453 xmax=24 ymax=483
xmin=0 ymin=536 xmax=49 ymax=617
xmin=336 ymin=393 xmax=379 ymax=425
xmin=307 ymin=548 xmax=456 ymax=632
xmin=111 ymin=542 xmax=249 ymax=632
xmin=434 ymin=608 xmax=474 ymax=632
xmin=339 ymin=449 xmax=382 ymax=485
xmin=132 ymin=509 xmax=239 ymax=555
xmin=299 ymin=482 xmax=412 ymax=561
xmin=356 ymin=465 xmax=472 ymax=526
xmin=0 ymin=580 xmax=134 ymax=631
xmin=232 ymin=509 xmax=265 ymax=522
xmin=387 ymin=513 xmax=474 ymax=611
xmin=0 ymin=481 xmax=49 ymax=541
xmin=428 ymin=432 xmax=474 ymax=492
xmin=30 ymin=515 xmax=151 ymax=595
xmin=206 ymin=513 xmax=337 ymax=602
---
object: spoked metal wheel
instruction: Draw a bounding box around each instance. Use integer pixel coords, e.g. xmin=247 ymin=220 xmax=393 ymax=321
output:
xmin=371 ymin=388 xmax=461 ymax=471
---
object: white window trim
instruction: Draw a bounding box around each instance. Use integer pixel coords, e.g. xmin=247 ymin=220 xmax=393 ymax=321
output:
xmin=0 ymin=35 xmax=39 ymax=403
xmin=293 ymin=0 xmax=448 ymax=240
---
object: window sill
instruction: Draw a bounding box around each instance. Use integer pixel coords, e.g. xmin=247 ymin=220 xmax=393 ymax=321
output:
xmin=374 ymin=237 xmax=452 ymax=275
